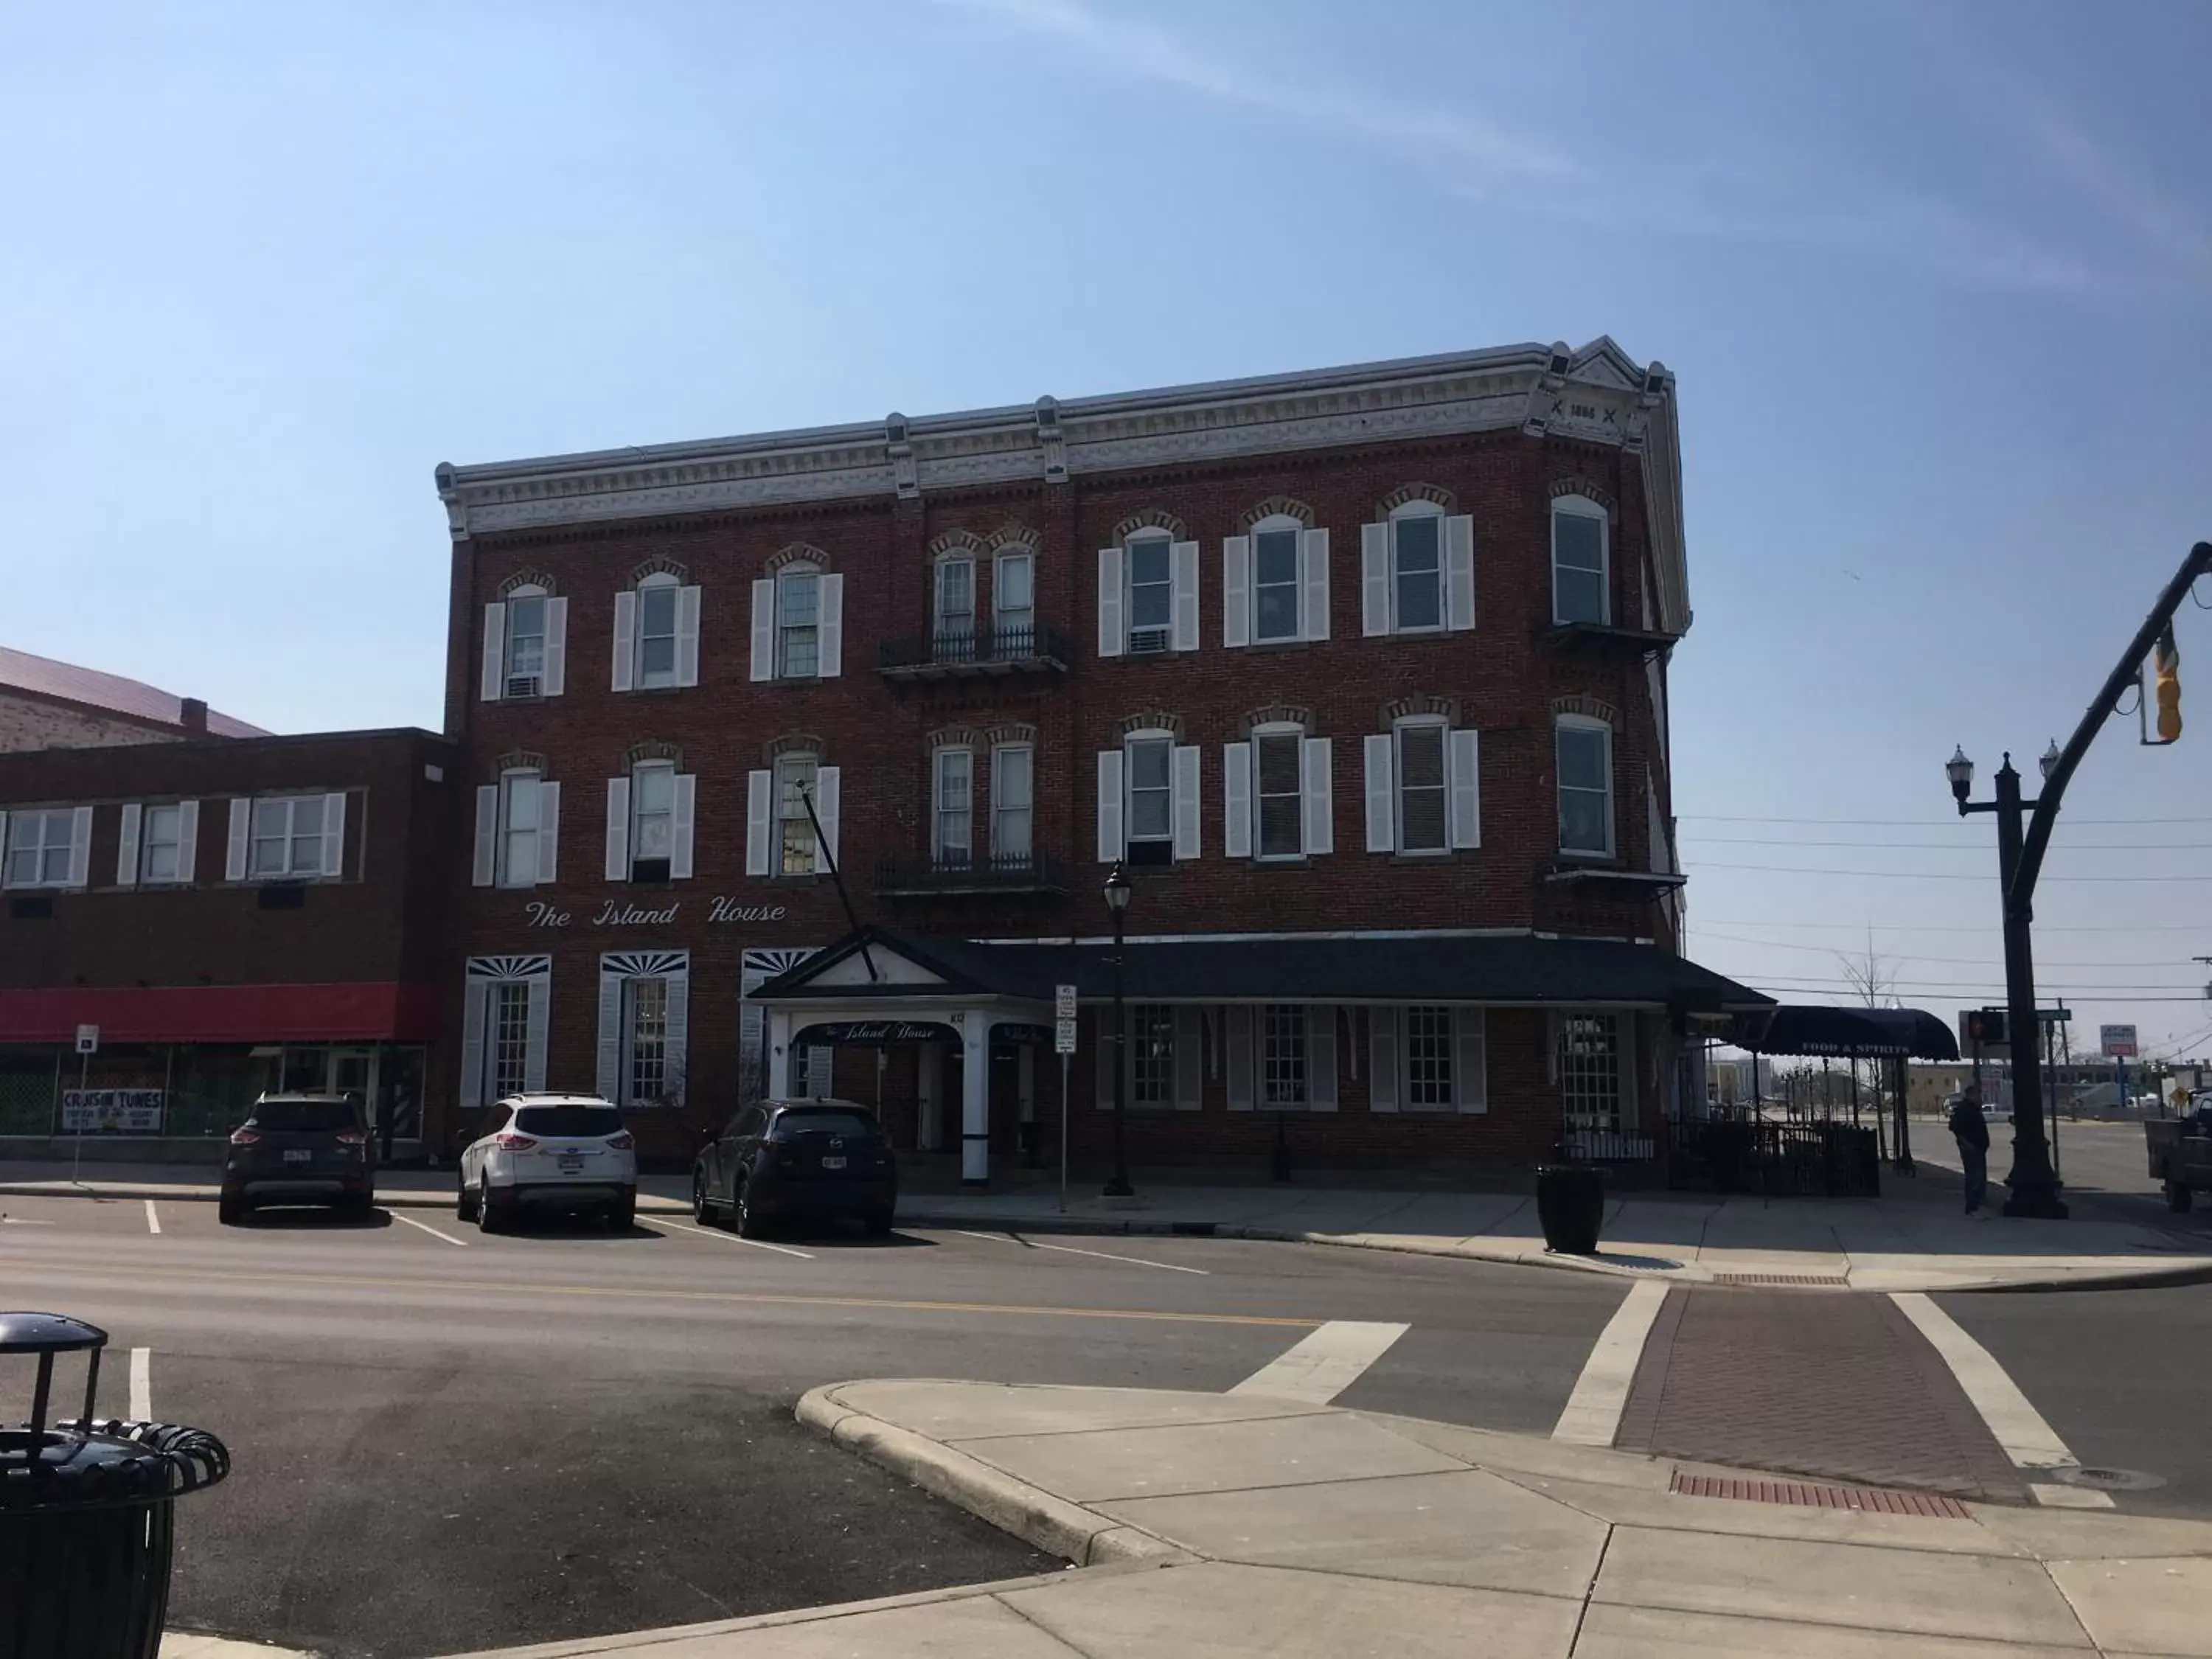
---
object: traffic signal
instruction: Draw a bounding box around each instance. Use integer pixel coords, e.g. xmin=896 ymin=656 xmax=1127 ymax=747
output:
xmin=1964 ymin=1008 xmax=2008 ymax=1048
xmin=2154 ymin=625 xmax=2183 ymax=743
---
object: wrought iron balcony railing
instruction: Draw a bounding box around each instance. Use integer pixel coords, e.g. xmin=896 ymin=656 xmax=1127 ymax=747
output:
xmin=877 ymin=625 xmax=1071 ymax=679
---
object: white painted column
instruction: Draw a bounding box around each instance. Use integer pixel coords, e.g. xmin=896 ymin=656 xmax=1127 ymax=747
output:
xmin=918 ymin=1043 xmax=942 ymax=1152
xmin=768 ymin=1010 xmax=796 ymax=1097
xmin=961 ymin=1018 xmax=990 ymax=1186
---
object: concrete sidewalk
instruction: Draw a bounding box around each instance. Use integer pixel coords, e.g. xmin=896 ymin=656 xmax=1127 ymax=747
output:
xmin=9 ymin=1158 xmax=2206 ymax=1293
xmin=433 ymin=1377 xmax=2212 ymax=1657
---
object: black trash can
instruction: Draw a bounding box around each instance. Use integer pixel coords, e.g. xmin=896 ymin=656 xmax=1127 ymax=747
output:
xmin=0 ymin=1312 xmax=230 ymax=1659
xmin=1535 ymin=1163 xmax=1604 ymax=1255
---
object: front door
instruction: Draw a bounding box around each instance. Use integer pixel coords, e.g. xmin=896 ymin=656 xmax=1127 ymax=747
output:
xmin=330 ymin=1048 xmax=376 ymax=1110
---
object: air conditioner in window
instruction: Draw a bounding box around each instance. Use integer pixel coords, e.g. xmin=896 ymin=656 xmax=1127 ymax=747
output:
xmin=504 ymin=674 xmax=542 ymax=699
xmin=1127 ymin=626 xmax=1171 ymax=655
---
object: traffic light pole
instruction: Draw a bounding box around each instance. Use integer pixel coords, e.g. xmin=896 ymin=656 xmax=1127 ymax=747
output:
xmin=1961 ymin=543 xmax=2212 ymax=1220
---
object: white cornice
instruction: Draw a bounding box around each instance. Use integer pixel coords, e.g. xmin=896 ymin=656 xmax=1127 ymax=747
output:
xmin=435 ymin=338 xmax=1679 ymax=546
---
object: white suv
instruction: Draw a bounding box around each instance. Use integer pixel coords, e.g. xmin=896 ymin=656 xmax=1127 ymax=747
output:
xmin=458 ymin=1094 xmax=637 ymax=1231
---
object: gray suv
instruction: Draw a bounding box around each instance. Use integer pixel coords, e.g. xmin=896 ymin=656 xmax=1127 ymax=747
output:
xmin=220 ymin=1092 xmax=375 ymax=1224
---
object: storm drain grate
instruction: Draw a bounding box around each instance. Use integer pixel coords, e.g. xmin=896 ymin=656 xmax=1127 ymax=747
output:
xmin=1713 ymin=1272 xmax=1851 ymax=1288
xmin=1671 ymin=1471 xmax=1971 ymax=1518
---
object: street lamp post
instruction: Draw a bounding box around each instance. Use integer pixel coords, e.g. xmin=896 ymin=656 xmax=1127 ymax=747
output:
xmin=1102 ymin=860 xmax=1135 ymax=1198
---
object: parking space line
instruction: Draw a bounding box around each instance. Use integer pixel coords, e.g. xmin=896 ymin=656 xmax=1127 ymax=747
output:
xmin=1889 ymin=1291 xmax=2115 ymax=1508
xmin=1229 ymin=1320 xmax=1408 ymax=1403
xmin=145 ymin=1200 xmax=161 ymax=1235
xmin=391 ymin=1212 xmax=471 ymax=1248
xmin=636 ymin=1215 xmax=815 ymax=1259
xmin=953 ymin=1229 xmax=1207 ymax=1274
xmin=1553 ymin=1279 xmax=1668 ymax=1447
xmin=130 ymin=1347 xmax=150 ymax=1421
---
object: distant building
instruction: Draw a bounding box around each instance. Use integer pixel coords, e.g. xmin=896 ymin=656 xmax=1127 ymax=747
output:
xmin=0 ymin=644 xmax=265 ymax=752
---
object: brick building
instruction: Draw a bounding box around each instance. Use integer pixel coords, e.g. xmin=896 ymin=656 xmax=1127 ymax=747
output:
xmin=0 ymin=729 xmax=456 ymax=1156
xmin=0 ymin=644 xmax=265 ymax=752
xmin=436 ymin=338 xmax=1767 ymax=1180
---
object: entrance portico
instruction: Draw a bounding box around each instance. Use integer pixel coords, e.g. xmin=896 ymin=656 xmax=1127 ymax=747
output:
xmin=758 ymin=939 xmax=1048 ymax=1186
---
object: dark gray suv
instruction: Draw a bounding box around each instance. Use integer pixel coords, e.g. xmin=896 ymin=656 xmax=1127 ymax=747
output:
xmin=220 ymin=1092 xmax=375 ymax=1223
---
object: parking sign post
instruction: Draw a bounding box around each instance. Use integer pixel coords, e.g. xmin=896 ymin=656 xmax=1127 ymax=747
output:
xmin=72 ymin=1024 xmax=98 ymax=1183
xmin=1054 ymin=985 xmax=1077 ymax=1213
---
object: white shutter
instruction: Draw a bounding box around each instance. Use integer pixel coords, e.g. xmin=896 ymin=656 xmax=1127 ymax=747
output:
xmin=1222 ymin=537 xmax=1251 ymax=648
xmin=321 ymin=792 xmax=347 ymax=877
xmin=604 ymin=776 xmax=631 ymax=882
xmin=1223 ymin=742 xmax=1252 ymax=858
xmin=664 ymin=968 xmax=690 ymax=1107
xmin=1096 ymin=748 xmax=1123 ymax=863
xmin=116 ymin=803 xmax=142 ymax=887
xmin=1171 ymin=744 xmax=1200 ymax=861
xmin=226 ymin=798 xmax=250 ymax=882
xmin=459 ymin=978 xmax=487 ymax=1110
xmin=1361 ymin=524 xmax=1390 ymax=636
xmin=745 ymin=771 xmax=771 ymax=877
xmin=1301 ymin=737 xmax=1333 ymax=856
xmin=0 ymin=813 xmax=8 ymax=884
xmin=543 ymin=597 xmax=568 ymax=695
xmin=473 ymin=786 xmax=498 ymax=886
xmin=1363 ymin=734 xmax=1394 ymax=854
xmin=1444 ymin=515 xmax=1475 ymax=632
xmin=524 ymin=974 xmax=551 ymax=1091
xmin=1309 ymin=1006 xmax=1338 ymax=1111
xmin=1226 ymin=1006 xmax=1254 ymax=1110
xmin=1175 ymin=1007 xmax=1203 ymax=1110
xmin=538 ymin=782 xmax=560 ymax=883
xmin=1170 ymin=540 xmax=1199 ymax=652
xmin=1370 ymin=1008 xmax=1399 ymax=1113
xmin=1301 ymin=528 xmax=1330 ymax=641
xmin=611 ymin=591 xmax=637 ymax=692
xmin=671 ymin=773 xmax=697 ymax=880
xmin=815 ymin=767 xmax=841 ymax=869
xmin=596 ymin=966 xmax=624 ymax=1103
xmin=480 ymin=603 xmax=506 ymax=700
xmin=1096 ymin=547 xmax=1124 ymax=658
xmin=174 ymin=800 xmax=198 ymax=885
xmin=750 ymin=579 xmax=776 ymax=681
xmin=1450 ymin=728 xmax=1481 ymax=849
xmin=1456 ymin=1008 xmax=1488 ymax=1114
xmin=66 ymin=805 xmax=92 ymax=888
xmin=818 ymin=574 xmax=844 ymax=678
xmin=675 ymin=585 xmax=701 ymax=687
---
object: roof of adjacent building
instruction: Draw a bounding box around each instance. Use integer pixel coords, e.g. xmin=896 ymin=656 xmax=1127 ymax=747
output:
xmin=0 ymin=644 xmax=266 ymax=738
xmin=754 ymin=927 xmax=1772 ymax=1013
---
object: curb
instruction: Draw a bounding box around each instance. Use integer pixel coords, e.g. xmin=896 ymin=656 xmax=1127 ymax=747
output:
xmin=794 ymin=1384 xmax=1192 ymax=1569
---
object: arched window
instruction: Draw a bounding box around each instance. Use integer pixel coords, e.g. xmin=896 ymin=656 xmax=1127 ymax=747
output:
xmin=1385 ymin=501 xmax=1445 ymax=633
xmin=1556 ymin=714 xmax=1614 ymax=858
xmin=1122 ymin=531 xmax=1175 ymax=654
xmin=993 ymin=545 xmax=1035 ymax=644
xmin=1248 ymin=512 xmax=1306 ymax=644
xmin=615 ymin=570 xmax=699 ymax=692
xmin=750 ymin=558 xmax=844 ymax=681
xmin=1551 ymin=495 xmax=1610 ymax=625
xmin=777 ymin=563 xmax=821 ymax=678
xmin=933 ymin=557 xmax=975 ymax=653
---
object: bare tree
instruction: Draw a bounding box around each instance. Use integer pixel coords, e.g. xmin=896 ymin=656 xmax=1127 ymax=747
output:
xmin=1835 ymin=926 xmax=1899 ymax=1009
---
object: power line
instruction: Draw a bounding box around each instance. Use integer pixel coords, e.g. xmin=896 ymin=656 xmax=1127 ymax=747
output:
xmin=1689 ymin=928 xmax=2197 ymax=970
xmin=1680 ymin=814 xmax=2212 ymax=826
xmin=1686 ymin=861 xmax=2212 ymax=883
xmin=1686 ymin=835 xmax=2212 ymax=851
xmin=1694 ymin=918 xmax=2212 ymax=933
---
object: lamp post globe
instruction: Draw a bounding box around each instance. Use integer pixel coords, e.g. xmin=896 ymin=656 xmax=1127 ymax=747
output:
xmin=1946 ymin=745 xmax=1975 ymax=808
xmin=2039 ymin=739 xmax=2062 ymax=782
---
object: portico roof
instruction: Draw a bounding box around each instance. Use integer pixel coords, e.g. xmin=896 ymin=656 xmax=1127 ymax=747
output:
xmin=751 ymin=928 xmax=1773 ymax=1014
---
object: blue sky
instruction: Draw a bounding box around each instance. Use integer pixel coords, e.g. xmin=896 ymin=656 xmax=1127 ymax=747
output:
xmin=7 ymin=1 xmax=2211 ymax=1051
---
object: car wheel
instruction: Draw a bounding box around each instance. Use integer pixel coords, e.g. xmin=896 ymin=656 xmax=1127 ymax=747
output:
xmin=611 ymin=1198 xmax=637 ymax=1230
xmin=734 ymin=1180 xmax=766 ymax=1238
xmin=218 ymin=1193 xmax=244 ymax=1227
xmin=2167 ymin=1180 xmax=2194 ymax=1214
xmin=692 ymin=1173 xmax=712 ymax=1223
xmin=863 ymin=1208 xmax=894 ymax=1238
xmin=457 ymin=1180 xmax=478 ymax=1221
xmin=478 ymin=1176 xmax=507 ymax=1234
xmin=341 ymin=1194 xmax=375 ymax=1222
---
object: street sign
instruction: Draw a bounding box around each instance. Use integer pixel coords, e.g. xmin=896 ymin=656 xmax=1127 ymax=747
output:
xmin=2101 ymin=1023 xmax=2139 ymax=1058
xmin=1054 ymin=1018 xmax=1077 ymax=1055
xmin=1054 ymin=984 xmax=1078 ymax=1020
xmin=74 ymin=1024 xmax=98 ymax=1055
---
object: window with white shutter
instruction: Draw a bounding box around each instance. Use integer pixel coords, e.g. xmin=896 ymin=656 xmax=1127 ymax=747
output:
xmin=498 ymin=771 xmax=543 ymax=888
xmin=775 ymin=566 xmax=822 ymax=678
xmin=4 ymin=808 xmax=77 ymax=889
xmin=1123 ymin=535 xmax=1174 ymax=655
xmin=1395 ymin=722 xmax=1449 ymax=855
xmin=1253 ymin=731 xmax=1302 ymax=860
xmin=634 ymin=575 xmax=682 ymax=689
xmin=136 ymin=802 xmax=185 ymax=885
xmin=629 ymin=762 xmax=676 ymax=881
xmin=501 ymin=590 xmax=549 ymax=698
xmin=1251 ymin=521 xmax=1301 ymax=644
xmin=463 ymin=955 xmax=553 ymax=1109
xmin=1122 ymin=735 xmax=1172 ymax=864
xmin=246 ymin=796 xmax=330 ymax=880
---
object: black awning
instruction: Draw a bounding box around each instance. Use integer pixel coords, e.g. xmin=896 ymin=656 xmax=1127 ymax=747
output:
xmin=754 ymin=926 xmax=1774 ymax=1012
xmin=1730 ymin=1004 xmax=1961 ymax=1060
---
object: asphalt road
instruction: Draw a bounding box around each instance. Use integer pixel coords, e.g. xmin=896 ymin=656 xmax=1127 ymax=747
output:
xmin=0 ymin=1189 xmax=1628 ymax=1656
xmin=1920 ymin=1114 xmax=2211 ymax=1237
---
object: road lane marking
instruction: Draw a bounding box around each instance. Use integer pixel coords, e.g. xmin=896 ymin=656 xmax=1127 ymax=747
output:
xmin=145 ymin=1200 xmax=161 ymax=1235
xmin=130 ymin=1347 xmax=150 ymax=1421
xmin=1889 ymin=1291 xmax=2115 ymax=1509
xmin=1553 ymin=1279 xmax=1669 ymax=1447
xmin=1229 ymin=1320 xmax=1409 ymax=1404
xmin=954 ymin=1228 xmax=1208 ymax=1274
xmin=636 ymin=1215 xmax=814 ymax=1259
xmin=0 ymin=1257 xmax=1317 ymax=1328
xmin=391 ymin=1213 xmax=471 ymax=1248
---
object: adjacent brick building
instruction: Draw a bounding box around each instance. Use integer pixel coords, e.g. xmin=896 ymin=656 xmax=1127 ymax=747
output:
xmin=434 ymin=338 xmax=1767 ymax=1178
xmin=0 ymin=644 xmax=265 ymax=752
xmin=0 ymin=729 xmax=455 ymax=1156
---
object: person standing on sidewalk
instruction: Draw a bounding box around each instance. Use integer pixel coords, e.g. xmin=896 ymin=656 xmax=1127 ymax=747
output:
xmin=1949 ymin=1084 xmax=1992 ymax=1217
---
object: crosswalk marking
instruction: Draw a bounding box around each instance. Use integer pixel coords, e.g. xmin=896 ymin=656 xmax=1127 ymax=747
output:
xmin=1229 ymin=1320 xmax=1408 ymax=1404
xmin=1553 ymin=1279 xmax=1668 ymax=1446
xmin=1890 ymin=1291 xmax=2115 ymax=1509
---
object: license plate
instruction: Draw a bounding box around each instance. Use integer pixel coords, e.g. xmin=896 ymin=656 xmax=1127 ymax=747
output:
xmin=283 ymin=1149 xmax=311 ymax=1164
xmin=558 ymin=1155 xmax=583 ymax=1173
xmin=821 ymin=1155 xmax=846 ymax=1170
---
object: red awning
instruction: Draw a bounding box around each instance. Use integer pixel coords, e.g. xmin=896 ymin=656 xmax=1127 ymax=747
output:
xmin=0 ymin=984 xmax=439 ymax=1045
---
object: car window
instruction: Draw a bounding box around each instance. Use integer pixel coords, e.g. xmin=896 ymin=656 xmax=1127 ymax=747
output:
xmin=770 ymin=1107 xmax=877 ymax=1141
xmin=250 ymin=1099 xmax=360 ymax=1133
xmin=514 ymin=1104 xmax=625 ymax=1138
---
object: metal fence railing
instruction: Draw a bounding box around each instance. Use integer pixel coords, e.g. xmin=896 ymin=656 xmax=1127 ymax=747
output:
xmin=1666 ymin=1119 xmax=1882 ymax=1198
